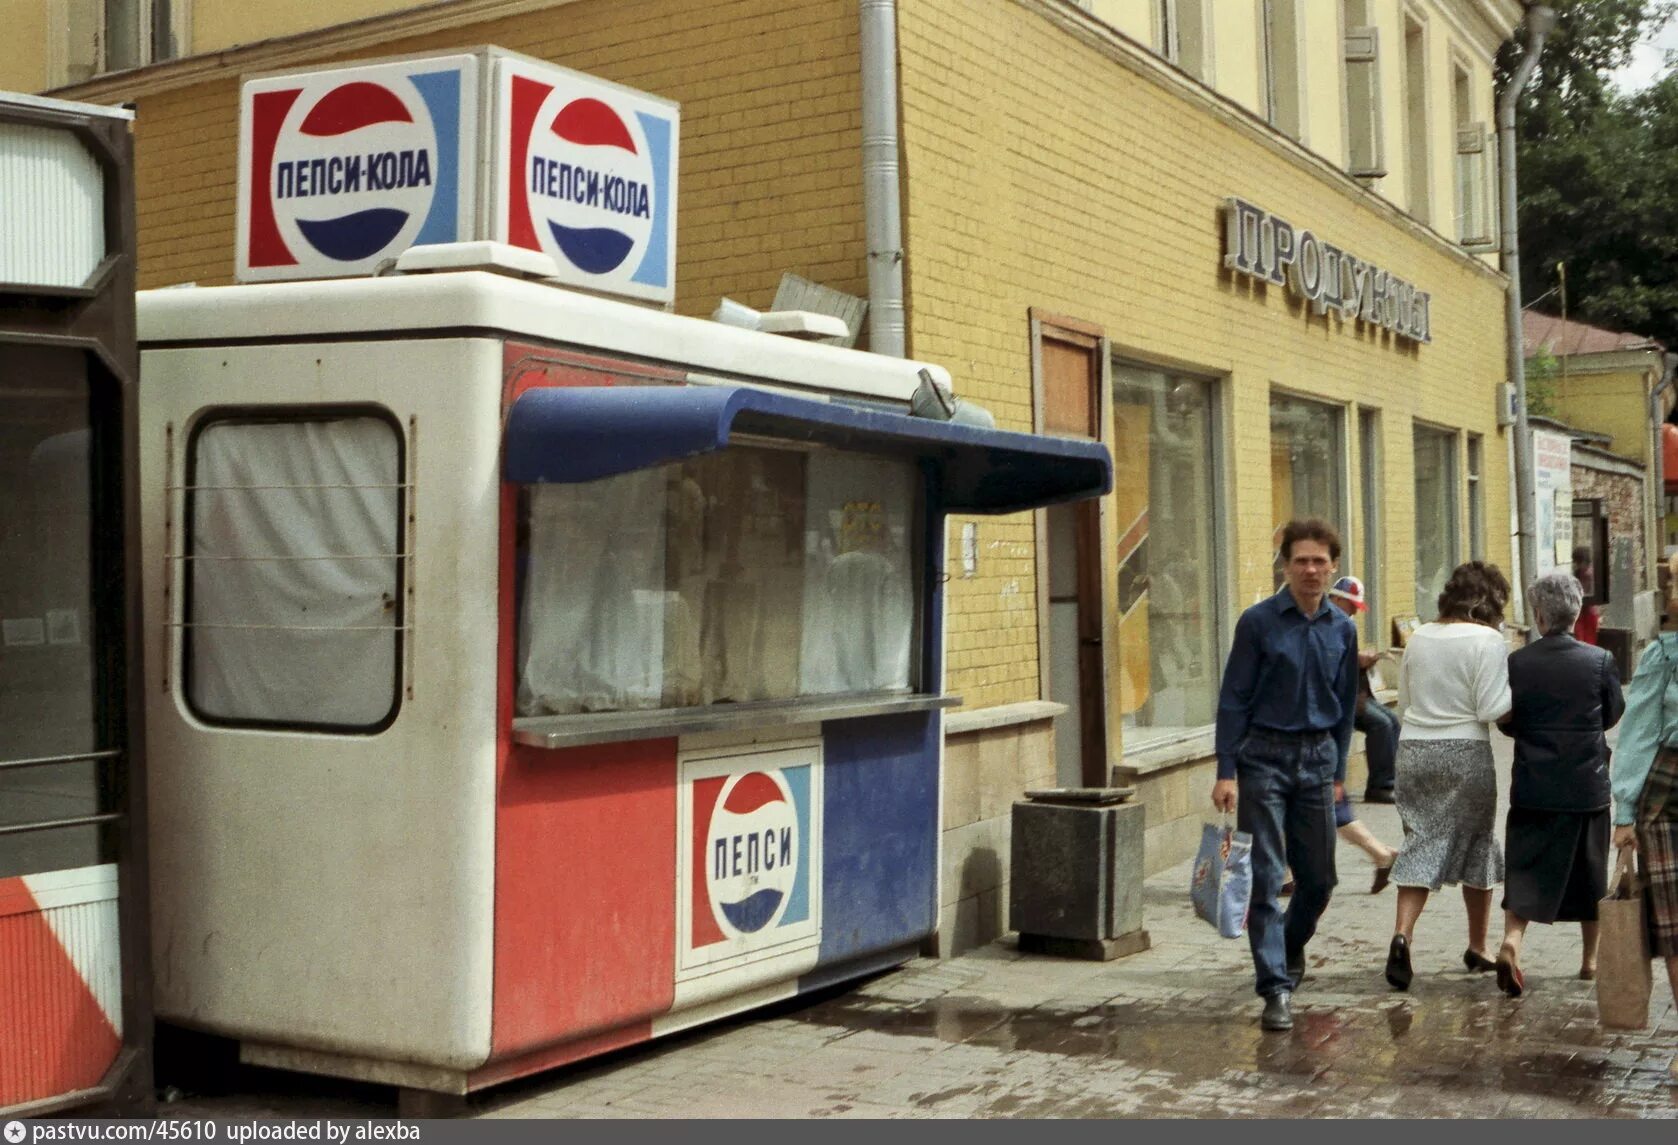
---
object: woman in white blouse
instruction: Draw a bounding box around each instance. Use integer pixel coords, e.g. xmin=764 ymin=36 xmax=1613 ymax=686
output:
xmin=1384 ymin=561 xmax=1514 ymax=991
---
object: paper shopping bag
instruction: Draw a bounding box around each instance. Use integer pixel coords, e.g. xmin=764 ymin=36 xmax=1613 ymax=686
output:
xmin=1596 ymin=846 xmax=1653 ymax=1030
xmin=1190 ymin=820 xmax=1253 ymax=939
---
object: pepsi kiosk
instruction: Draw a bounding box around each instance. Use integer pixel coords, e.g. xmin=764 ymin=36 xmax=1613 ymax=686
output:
xmin=138 ymin=50 xmax=1111 ymax=1109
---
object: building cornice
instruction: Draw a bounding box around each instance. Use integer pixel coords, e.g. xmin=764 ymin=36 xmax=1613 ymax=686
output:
xmin=47 ymin=0 xmax=581 ymax=103
xmin=1017 ymin=0 xmax=1509 ymax=287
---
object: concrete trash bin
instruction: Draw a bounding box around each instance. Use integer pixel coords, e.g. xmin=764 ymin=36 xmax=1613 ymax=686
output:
xmin=1009 ymin=788 xmax=1150 ymax=960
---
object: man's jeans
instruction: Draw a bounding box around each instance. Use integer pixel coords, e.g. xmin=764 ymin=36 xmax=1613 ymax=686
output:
xmin=1236 ymin=728 xmax=1339 ymax=998
xmin=1356 ymin=700 xmax=1399 ymax=793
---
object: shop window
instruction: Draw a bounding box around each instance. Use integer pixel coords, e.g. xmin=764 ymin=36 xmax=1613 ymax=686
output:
xmin=1452 ymin=60 xmax=1493 ymax=245
xmin=516 ymin=446 xmax=919 ymax=716
xmin=1402 ymin=11 xmax=1431 ymax=222
xmin=1270 ymin=394 xmax=1347 ymax=587
xmin=1413 ymin=424 xmax=1460 ymax=620
xmin=184 ymin=411 xmax=404 ymax=731
xmin=1112 ymin=364 xmax=1223 ymax=746
xmin=1343 ymin=1 xmax=1386 ymax=179
xmin=1358 ymin=407 xmax=1383 ymax=644
xmin=55 ymin=0 xmax=185 ymax=85
xmin=1467 ymin=433 xmax=1485 ymax=560
xmin=1261 ymin=0 xmax=1304 ymax=141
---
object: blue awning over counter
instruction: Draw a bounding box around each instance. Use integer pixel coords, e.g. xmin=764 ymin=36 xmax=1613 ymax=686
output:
xmin=503 ymin=384 xmax=1112 ymax=514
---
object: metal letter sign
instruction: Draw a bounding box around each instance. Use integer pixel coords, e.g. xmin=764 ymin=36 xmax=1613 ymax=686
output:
xmin=1222 ymin=196 xmax=1432 ymax=345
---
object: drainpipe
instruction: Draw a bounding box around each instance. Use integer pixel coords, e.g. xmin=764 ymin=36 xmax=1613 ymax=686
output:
xmin=1652 ymin=352 xmax=1677 ymax=575
xmin=1499 ymin=4 xmax=1556 ymax=614
xmin=860 ymin=0 xmax=906 ymax=357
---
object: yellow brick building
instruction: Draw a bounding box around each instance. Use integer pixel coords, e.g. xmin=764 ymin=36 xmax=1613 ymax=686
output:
xmin=20 ymin=0 xmax=1526 ymax=951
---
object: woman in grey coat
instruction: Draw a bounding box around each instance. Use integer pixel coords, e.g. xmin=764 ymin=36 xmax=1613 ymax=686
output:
xmin=1494 ymin=572 xmax=1624 ymax=995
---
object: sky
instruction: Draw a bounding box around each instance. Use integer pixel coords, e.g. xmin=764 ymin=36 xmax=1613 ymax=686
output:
xmin=1609 ymin=16 xmax=1678 ymax=92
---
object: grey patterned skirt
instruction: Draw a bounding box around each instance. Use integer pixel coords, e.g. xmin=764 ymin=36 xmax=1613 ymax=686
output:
xmin=1390 ymin=738 xmax=1503 ymax=891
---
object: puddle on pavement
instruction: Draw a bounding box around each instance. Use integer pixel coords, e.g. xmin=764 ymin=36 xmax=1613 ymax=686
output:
xmin=800 ymin=989 xmax=1678 ymax=1115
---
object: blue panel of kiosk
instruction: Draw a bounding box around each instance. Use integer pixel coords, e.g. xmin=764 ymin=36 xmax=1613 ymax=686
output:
xmin=812 ymin=710 xmax=941 ymax=967
xmin=502 ymin=383 xmax=1112 ymax=514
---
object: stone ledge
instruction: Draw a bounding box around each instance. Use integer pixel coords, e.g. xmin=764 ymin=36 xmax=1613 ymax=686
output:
xmin=946 ymin=700 xmax=1067 ymax=736
xmin=1117 ymin=727 xmax=1370 ymax=780
xmin=1113 ymin=729 xmax=1216 ymax=778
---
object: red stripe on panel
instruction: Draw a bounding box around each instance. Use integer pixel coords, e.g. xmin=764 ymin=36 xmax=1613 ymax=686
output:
xmin=689 ymin=777 xmax=727 ymax=949
xmin=248 ymin=89 xmax=302 ymax=268
xmin=505 ymin=77 xmax=550 ymax=251
xmin=0 ymin=878 xmax=120 ymax=1107
xmin=491 ymin=378 xmax=678 ymax=1060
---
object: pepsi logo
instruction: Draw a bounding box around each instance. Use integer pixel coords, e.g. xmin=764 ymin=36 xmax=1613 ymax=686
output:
xmin=704 ymin=771 xmax=800 ymax=936
xmin=271 ymin=78 xmax=437 ymax=263
xmin=524 ymin=93 xmax=655 ymax=276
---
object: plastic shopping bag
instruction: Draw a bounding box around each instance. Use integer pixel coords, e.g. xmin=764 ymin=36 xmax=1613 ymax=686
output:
xmin=1190 ymin=819 xmax=1253 ymax=939
xmin=1596 ymin=846 xmax=1653 ymax=1030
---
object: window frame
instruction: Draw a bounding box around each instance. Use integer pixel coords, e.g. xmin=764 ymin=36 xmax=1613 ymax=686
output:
xmin=180 ymin=403 xmax=407 ymax=736
xmin=1357 ymin=406 xmax=1384 ymax=647
xmin=1412 ymin=421 xmax=1461 ymax=621
xmin=1341 ymin=0 xmax=1386 ymax=180
xmin=510 ymin=437 xmax=932 ymax=723
xmin=50 ymin=0 xmax=188 ymax=87
xmin=1466 ymin=432 xmax=1485 ymax=561
xmin=1110 ymin=357 xmax=1228 ymax=750
xmin=1259 ymin=0 xmax=1305 ymax=142
xmin=1268 ymin=390 xmax=1349 ymax=587
xmin=1400 ymin=7 xmax=1432 ymax=223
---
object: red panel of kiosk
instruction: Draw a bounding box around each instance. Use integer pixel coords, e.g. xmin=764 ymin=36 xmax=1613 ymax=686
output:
xmin=491 ymin=340 xmax=685 ymax=1060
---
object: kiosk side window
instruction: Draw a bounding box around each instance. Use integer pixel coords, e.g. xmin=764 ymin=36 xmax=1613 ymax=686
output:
xmin=184 ymin=410 xmax=404 ymax=732
xmin=516 ymin=444 xmax=920 ymax=716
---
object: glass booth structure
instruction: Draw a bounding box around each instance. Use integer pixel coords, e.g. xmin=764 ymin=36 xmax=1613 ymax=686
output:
xmin=0 ymin=94 xmax=151 ymax=1117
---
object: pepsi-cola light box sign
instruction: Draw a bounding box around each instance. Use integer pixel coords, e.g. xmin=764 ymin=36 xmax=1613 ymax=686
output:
xmin=237 ymin=47 xmax=679 ymax=304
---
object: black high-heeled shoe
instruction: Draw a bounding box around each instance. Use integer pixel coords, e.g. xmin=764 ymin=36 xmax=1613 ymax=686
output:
xmin=1386 ymin=935 xmax=1413 ymax=991
xmin=1463 ymin=948 xmax=1496 ymax=973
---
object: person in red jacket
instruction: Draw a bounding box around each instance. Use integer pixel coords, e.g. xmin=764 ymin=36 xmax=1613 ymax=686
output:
xmin=1572 ymin=546 xmax=1601 ymax=646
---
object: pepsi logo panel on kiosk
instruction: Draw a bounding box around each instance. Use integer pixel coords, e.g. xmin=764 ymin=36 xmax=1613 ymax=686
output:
xmin=238 ymin=54 xmax=479 ymax=282
xmin=497 ymin=57 xmax=678 ymax=305
xmin=679 ymin=745 xmax=821 ymax=977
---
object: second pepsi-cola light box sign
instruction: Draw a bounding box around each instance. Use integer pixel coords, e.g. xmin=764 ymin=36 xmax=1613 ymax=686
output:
xmin=236 ymin=47 xmax=679 ymax=304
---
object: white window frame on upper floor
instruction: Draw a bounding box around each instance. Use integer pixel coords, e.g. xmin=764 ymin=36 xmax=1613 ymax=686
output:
xmin=1399 ymin=4 xmax=1433 ymax=225
xmin=1258 ymin=0 xmax=1306 ymax=144
xmin=1448 ymin=47 xmax=1496 ymax=247
xmin=1340 ymin=0 xmax=1387 ymax=182
xmin=48 ymin=0 xmax=190 ymax=88
xmin=1155 ymin=0 xmax=1215 ymax=84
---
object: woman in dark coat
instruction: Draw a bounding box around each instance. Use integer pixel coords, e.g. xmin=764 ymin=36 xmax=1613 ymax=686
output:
xmin=1494 ymin=572 xmax=1625 ymax=995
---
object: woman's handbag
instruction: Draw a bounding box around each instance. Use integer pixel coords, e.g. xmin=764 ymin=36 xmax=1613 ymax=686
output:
xmin=1190 ymin=818 xmax=1253 ymax=940
xmin=1596 ymin=845 xmax=1653 ymax=1030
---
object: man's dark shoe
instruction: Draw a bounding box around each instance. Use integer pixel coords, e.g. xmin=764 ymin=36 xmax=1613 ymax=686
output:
xmin=1385 ymin=935 xmax=1413 ymax=992
xmin=1261 ymin=991 xmax=1294 ymax=1031
xmin=1286 ymin=945 xmax=1306 ymax=990
xmin=1364 ymin=788 xmax=1396 ymax=804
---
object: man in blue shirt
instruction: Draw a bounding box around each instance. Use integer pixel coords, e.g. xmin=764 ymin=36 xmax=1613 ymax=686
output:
xmin=1212 ymin=518 xmax=1359 ymax=1032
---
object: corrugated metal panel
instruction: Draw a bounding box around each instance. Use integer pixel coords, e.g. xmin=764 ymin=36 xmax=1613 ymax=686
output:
xmin=0 ymin=870 xmax=121 ymax=1108
xmin=0 ymin=123 xmax=105 ymax=289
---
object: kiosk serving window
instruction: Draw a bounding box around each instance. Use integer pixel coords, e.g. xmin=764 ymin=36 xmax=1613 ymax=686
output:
xmin=184 ymin=411 xmax=404 ymax=731
xmin=516 ymin=444 xmax=919 ymax=716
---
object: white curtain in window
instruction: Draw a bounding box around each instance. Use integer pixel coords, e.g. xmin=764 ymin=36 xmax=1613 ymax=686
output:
xmin=188 ymin=417 xmax=400 ymax=727
xmin=517 ymin=468 xmax=669 ymax=715
xmin=799 ymin=453 xmax=914 ymax=694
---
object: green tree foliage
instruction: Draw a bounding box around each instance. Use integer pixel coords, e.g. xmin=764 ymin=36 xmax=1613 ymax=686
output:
xmin=1500 ymin=1 xmax=1678 ymax=350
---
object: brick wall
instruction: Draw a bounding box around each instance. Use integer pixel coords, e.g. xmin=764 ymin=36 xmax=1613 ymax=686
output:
xmin=130 ymin=0 xmax=868 ymax=322
xmin=898 ymin=0 xmax=1514 ymax=720
xmin=1572 ymin=459 xmax=1647 ymax=595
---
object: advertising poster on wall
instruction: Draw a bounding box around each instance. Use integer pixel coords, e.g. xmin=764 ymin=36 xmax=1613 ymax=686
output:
xmin=1532 ymin=429 xmax=1573 ymax=577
